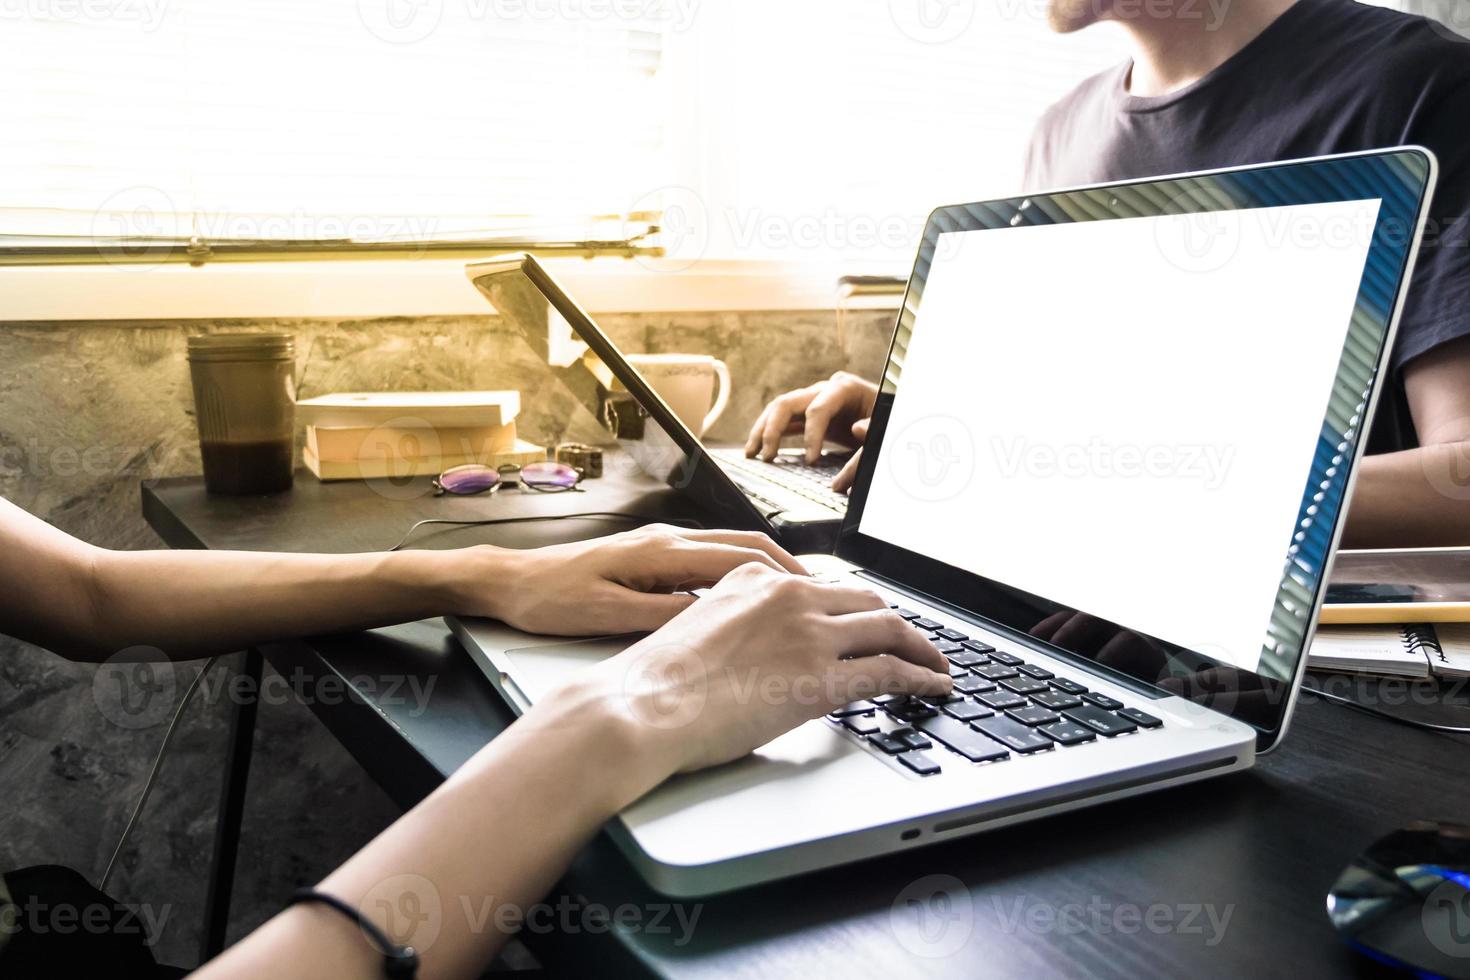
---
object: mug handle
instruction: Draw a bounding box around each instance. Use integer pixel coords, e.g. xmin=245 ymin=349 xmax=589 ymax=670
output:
xmin=703 ymin=359 xmax=732 ymax=435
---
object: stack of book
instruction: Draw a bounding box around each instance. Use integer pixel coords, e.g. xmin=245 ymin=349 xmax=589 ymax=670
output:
xmin=296 ymin=391 xmax=545 ymax=481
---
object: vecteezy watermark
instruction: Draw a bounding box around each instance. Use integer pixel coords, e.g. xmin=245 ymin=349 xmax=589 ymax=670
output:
xmin=91 ymin=648 xmax=438 ymax=730
xmin=92 ymin=647 xmax=178 ymax=731
xmin=0 ymin=0 xmax=169 ymax=31
xmin=357 ymin=0 xmax=699 ymax=45
xmin=886 ymin=415 xmax=976 ymax=503
xmin=615 ymin=653 xmax=953 ymax=736
xmin=990 ymin=895 xmax=1235 ymax=946
xmin=0 ymin=896 xmax=173 ymax=947
xmin=461 ymin=892 xmax=703 ymax=944
xmin=619 ymin=642 xmax=709 ymax=731
xmin=1422 ymin=875 xmax=1470 ymax=961
xmin=352 ymin=876 xmax=703 ymax=954
xmin=1420 ymin=435 xmax=1470 ymax=503
xmin=627 ymin=185 xmax=709 ymax=272
xmin=1154 ymin=206 xmax=1242 ymax=274
xmin=90 ymin=185 xmax=441 ymax=270
xmin=888 ymin=0 xmax=976 ymax=44
xmin=726 ymin=207 xmax=925 ymax=255
xmin=1155 ymin=198 xmax=1390 ymax=275
xmin=991 ymin=436 xmax=1236 ymax=490
xmin=0 ymin=436 xmax=183 ymax=487
xmin=890 ymin=874 xmax=975 ymax=958
xmin=1299 ymin=673 xmax=1470 ymax=712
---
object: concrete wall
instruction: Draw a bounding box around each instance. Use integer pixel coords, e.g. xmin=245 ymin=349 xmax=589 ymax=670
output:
xmin=0 ymin=308 xmax=893 ymax=968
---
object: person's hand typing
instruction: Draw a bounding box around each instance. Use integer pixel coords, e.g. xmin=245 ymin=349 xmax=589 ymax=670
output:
xmin=745 ymin=371 xmax=877 ymax=466
xmin=461 ymin=523 xmax=806 ymax=635
xmin=555 ymin=562 xmax=953 ymax=779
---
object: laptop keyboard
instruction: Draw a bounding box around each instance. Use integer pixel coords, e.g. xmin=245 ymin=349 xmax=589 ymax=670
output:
xmin=711 ymin=449 xmax=850 ymax=513
xmin=827 ymin=606 xmax=1163 ymax=776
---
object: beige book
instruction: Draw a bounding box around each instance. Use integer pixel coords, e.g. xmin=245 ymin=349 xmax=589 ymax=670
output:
xmin=295 ymin=390 xmax=521 ymax=428
xmin=303 ymin=440 xmax=546 ymax=482
xmin=307 ymin=422 xmax=518 ymax=463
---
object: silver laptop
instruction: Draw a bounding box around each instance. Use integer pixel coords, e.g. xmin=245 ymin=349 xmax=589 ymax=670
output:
xmin=465 ymin=252 xmax=847 ymax=553
xmin=452 ymin=148 xmax=1435 ymax=897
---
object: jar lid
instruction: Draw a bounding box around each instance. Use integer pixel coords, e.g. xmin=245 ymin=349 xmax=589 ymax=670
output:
xmin=187 ymin=332 xmax=295 ymax=361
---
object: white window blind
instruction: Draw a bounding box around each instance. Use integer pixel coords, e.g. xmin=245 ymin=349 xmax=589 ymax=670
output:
xmin=669 ymin=1 xmax=1131 ymax=265
xmin=1 ymin=0 xmax=673 ymax=254
xmin=3 ymin=0 xmax=1136 ymax=267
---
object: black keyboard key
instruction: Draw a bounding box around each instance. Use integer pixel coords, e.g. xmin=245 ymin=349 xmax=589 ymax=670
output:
xmin=961 ymin=640 xmax=995 ymax=654
xmin=1018 ymin=664 xmax=1054 ymax=680
xmin=873 ymin=693 xmax=907 ymax=707
xmin=999 ymin=676 xmax=1050 ymax=695
xmin=936 ymin=628 xmax=969 ymax=642
xmin=1031 ymin=690 xmax=1083 ymax=710
xmin=931 ymin=639 xmax=964 ymax=656
xmin=948 ymin=663 xmax=970 ymax=679
xmin=843 ymin=715 xmax=881 ymax=735
xmin=1050 ymin=678 xmax=1088 ymax=695
xmin=942 ymin=699 xmax=993 ymax=722
xmin=1082 ymin=692 xmax=1124 ymax=711
xmin=947 ymin=650 xmax=988 ymax=667
xmin=895 ymin=608 xmax=921 ymax=621
xmin=912 ymin=618 xmax=944 ymax=631
xmin=954 ymin=674 xmax=997 ymax=695
xmin=1039 ymin=720 xmax=1096 ymax=745
xmin=888 ymin=701 xmax=939 ymax=722
xmin=1064 ymin=705 xmax=1139 ymax=736
xmin=974 ymin=663 xmax=1019 ymax=681
xmin=977 ymin=690 xmax=1026 ymax=710
xmin=898 ymin=750 xmax=942 ymax=775
xmin=974 ymin=717 xmax=1054 ymax=753
xmin=1006 ymin=705 xmax=1060 ymax=726
xmin=989 ymin=651 xmax=1024 ymax=667
xmin=829 ymin=701 xmax=876 ymax=718
xmin=1117 ymin=707 xmax=1163 ymax=728
xmin=898 ymin=730 xmax=933 ymax=750
xmin=869 ymin=733 xmax=908 ymax=754
xmin=921 ymin=693 xmax=964 ymax=706
xmin=915 ymin=715 xmax=1010 ymax=762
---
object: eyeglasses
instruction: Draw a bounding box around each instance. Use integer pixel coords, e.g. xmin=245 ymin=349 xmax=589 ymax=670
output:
xmin=432 ymin=461 xmax=583 ymax=496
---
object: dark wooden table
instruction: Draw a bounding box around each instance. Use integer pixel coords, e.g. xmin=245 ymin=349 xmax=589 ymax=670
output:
xmin=142 ymin=466 xmax=1468 ymax=978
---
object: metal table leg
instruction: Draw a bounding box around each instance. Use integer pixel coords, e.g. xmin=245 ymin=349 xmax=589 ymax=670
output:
xmin=199 ymin=647 xmax=263 ymax=964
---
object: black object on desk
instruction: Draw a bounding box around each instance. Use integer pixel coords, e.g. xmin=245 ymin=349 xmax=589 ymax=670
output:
xmin=143 ymin=463 xmax=1468 ymax=978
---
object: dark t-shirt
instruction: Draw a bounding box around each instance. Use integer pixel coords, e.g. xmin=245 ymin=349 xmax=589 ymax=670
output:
xmin=1023 ymin=0 xmax=1470 ymax=452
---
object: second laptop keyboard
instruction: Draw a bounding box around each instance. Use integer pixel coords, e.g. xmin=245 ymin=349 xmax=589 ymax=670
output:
xmin=712 ymin=449 xmax=851 ymax=513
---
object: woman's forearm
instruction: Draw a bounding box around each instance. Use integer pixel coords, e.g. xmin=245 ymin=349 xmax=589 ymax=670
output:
xmin=78 ymin=545 xmax=508 ymax=662
xmin=193 ymin=687 xmax=674 ymax=980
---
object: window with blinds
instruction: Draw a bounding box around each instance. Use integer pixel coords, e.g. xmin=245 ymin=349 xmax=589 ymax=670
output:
xmin=2 ymin=0 xmax=672 ymax=262
xmin=673 ymin=2 xmax=1131 ymax=265
xmin=3 ymin=0 xmax=1137 ymax=268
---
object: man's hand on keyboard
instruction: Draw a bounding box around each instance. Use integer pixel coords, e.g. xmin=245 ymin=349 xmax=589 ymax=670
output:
xmin=745 ymin=371 xmax=878 ymax=465
xmin=831 ymin=418 xmax=868 ymax=494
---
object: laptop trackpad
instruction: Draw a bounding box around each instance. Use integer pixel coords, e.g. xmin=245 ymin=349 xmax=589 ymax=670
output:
xmin=504 ymin=636 xmax=635 ymax=702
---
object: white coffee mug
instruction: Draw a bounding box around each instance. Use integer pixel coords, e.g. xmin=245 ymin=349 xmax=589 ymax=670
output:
xmin=626 ymin=353 xmax=731 ymax=437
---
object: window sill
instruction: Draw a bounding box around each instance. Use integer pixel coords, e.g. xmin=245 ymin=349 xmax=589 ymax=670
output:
xmin=0 ymin=256 xmax=907 ymax=321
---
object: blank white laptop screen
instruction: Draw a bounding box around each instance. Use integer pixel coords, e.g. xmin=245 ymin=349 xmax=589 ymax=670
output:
xmin=860 ymin=198 xmax=1382 ymax=673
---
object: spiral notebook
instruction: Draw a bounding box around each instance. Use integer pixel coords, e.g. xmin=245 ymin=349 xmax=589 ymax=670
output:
xmin=1309 ymin=622 xmax=1470 ymax=678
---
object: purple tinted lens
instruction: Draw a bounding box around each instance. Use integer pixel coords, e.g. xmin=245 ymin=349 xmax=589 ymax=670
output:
xmin=438 ymin=465 xmax=500 ymax=494
xmin=520 ymin=462 xmax=580 ymax=488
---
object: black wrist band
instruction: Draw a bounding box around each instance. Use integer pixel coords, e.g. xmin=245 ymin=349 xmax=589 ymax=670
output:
xmin=287 ymin=887 xmax=421 ymax=979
